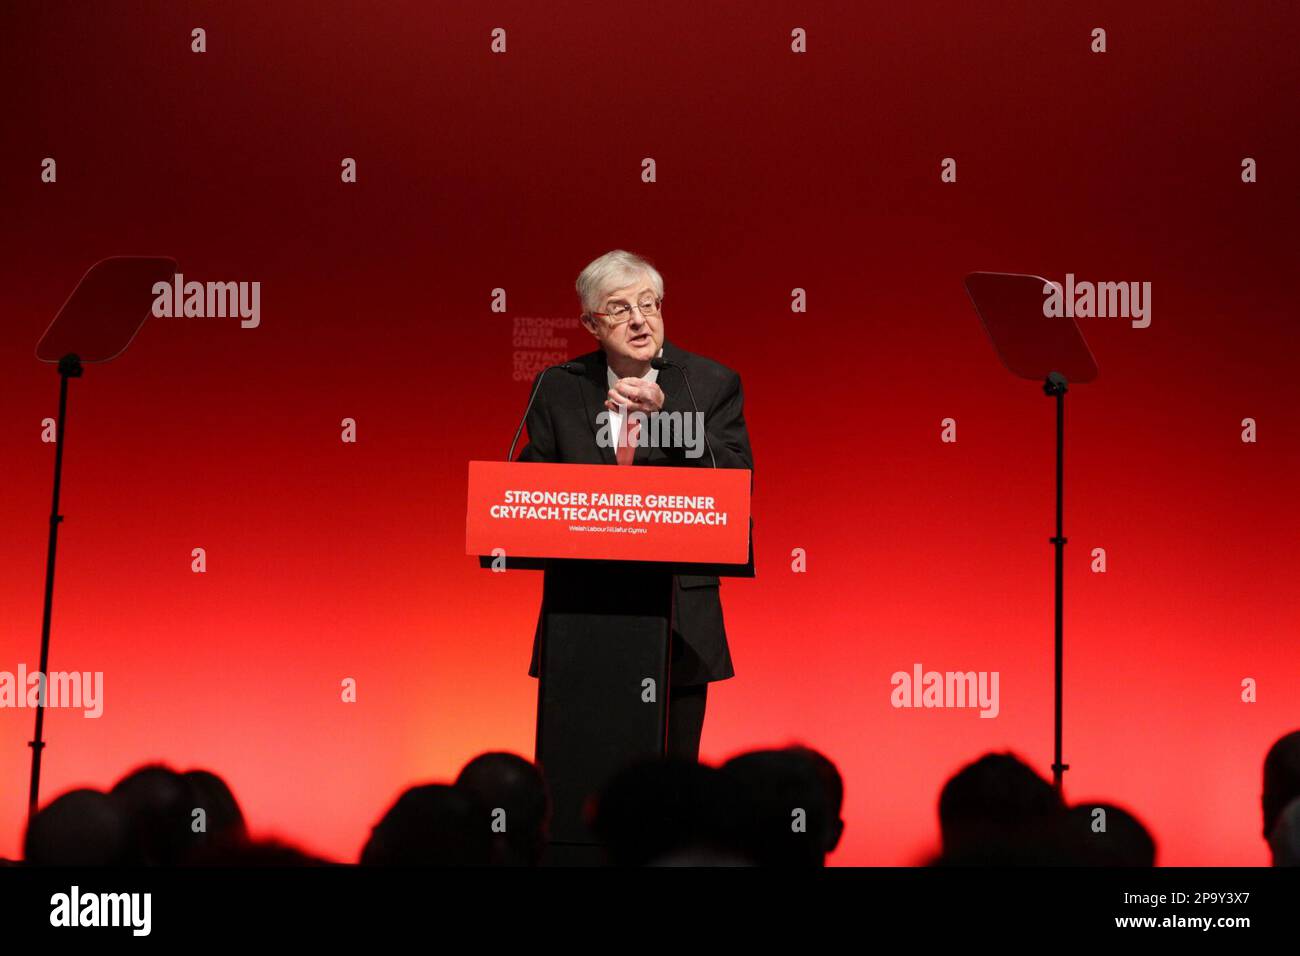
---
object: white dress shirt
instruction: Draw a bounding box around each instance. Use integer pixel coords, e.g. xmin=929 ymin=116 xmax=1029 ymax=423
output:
xmin=606 ymin=348 xmax=663 ymax=453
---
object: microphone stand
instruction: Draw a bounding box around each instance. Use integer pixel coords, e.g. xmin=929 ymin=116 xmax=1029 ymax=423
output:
xmin=508 ymin=363 xmax=582 ymax=461
xmin=651 ymin=358 xmax=716 ymax=468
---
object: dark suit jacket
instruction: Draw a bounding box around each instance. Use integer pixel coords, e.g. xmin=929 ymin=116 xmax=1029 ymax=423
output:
xmin=516 ymin=339 xmax=754 ymax=685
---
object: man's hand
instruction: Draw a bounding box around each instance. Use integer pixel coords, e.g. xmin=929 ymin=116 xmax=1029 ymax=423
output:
xmin=605 ymin=377 xmax=664 ymax=414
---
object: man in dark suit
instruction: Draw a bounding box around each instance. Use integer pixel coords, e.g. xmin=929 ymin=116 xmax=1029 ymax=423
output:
xmin=516 ymin=249 xmax=753 ymax=759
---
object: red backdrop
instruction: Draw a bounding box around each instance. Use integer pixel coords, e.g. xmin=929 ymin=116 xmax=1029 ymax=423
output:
xmin=2 ymin=0 xmax=1297 ymax=865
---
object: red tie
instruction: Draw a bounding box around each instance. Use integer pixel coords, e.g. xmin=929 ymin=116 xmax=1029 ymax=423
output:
xmin=617 ymin=408 xmax=640 ymax=465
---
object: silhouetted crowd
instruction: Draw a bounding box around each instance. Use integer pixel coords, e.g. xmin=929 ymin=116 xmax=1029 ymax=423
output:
xmin=12 ymin=729 xmax=1300 ymax=866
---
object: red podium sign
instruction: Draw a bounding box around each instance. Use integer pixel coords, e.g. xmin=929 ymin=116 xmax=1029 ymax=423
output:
xmin=466 ymin=461 xmax=751 ymax=564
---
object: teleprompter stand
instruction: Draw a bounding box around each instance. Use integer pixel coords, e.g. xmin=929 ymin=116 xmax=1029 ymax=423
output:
xmin=964 ymin=272 xmax=1099 ymax=792
xmin=28 ymin=256 xmax=177 ymax=823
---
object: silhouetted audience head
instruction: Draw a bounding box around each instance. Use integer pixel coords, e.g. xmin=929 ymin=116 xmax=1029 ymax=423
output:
xmin=1267 ymin=796 xmax=1300 ymax=866
xmin=110 ymin=763 xmax=199 ymax=865
xmin=788 ymin=744 xmax=846 ymax=855
xmin=455 ymin=752 xmax=550 ymax=866
xmin=190 ymin=838 xmax=330 ymax=865
xmin=593 ymin=758 xmax=745 ymax=866
xmin=1063 ymin=802 xmax=1156 ymax=866
xmin=1262 ymin=730 xmax=1300 ymax=841
xmin=361 ymin=784 xmax=495 ymax=865
xmin=14 ymin=737 xmax=1223 ymax=869
xmin=722 ymin=748 xmax=834 ymax=866
xmin=937 ymin=752 xmax=1064 ymax=859
xmin=184 ymin=769 xmax=247 ymax=849
xmin=25 ymin=789 xmax=134 ymax=866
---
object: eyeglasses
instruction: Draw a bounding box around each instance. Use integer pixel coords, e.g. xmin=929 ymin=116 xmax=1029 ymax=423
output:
xmin=591 ymin=296 xmax=661 ymax=326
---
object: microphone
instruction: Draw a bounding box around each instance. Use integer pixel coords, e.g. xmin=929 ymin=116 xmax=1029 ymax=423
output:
xmin=508 ymin=362 xmax=584 ymax=461
xmin=650 ymin=356 xmax=716 ymax=468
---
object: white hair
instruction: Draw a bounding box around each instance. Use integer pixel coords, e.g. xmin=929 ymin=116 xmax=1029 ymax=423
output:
xmin=575 ymin=250 xmax=664 ymax=315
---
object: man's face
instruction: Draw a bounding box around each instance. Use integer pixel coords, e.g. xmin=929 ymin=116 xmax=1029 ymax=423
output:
xmin=582 ymin=275 xmax=664 ymax=366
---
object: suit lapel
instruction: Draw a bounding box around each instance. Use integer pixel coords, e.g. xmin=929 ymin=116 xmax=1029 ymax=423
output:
xmin=656 ymin=340 xmax=688 ymax=415
xmin=579 ymin=353 xmax=617 ymax=465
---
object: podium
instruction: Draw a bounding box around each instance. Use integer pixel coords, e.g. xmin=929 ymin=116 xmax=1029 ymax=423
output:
xmin=466 ymin=460 xmax=753 ymax=859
